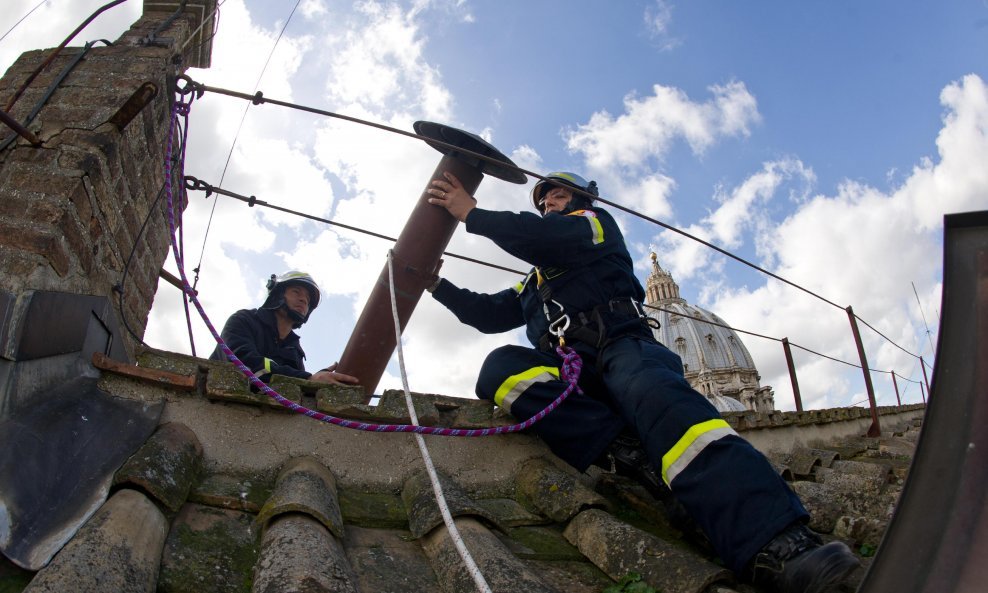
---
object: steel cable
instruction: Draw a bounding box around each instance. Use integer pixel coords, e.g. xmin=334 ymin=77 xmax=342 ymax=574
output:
xmin=179 ymin=76 xmax=924 ymax=362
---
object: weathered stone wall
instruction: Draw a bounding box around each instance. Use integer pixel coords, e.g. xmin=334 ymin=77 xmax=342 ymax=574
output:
xmin=0 ymin=1 xmax=215 ymax=358
xmin=724 ymin=404 xmax=927 ymax=458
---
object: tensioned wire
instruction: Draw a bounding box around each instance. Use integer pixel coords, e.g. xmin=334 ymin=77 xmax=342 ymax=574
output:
xmin=181 ymin=175 xmax=925 ymax=389
xmin=642 ymin=303 xmax=924 ymax=385
xmin=180 ymin=173 xmax=926 ymax=390
xmin=20 ymin=1 xmax=925 ymax=406
xmin=161 ymin=81 xmax=587 ymax=438
xmin=192 ymin=0 xmax=300 ymax=292
xmin=177 ymin=76 xmax=925 ymax=363
xmin=165 ymin=56 xmax=569 ymax=593
xmin=0 ymin=0 xmax=926 ymax=366
xmin=0 ymin=0 xmax=48 ymax=44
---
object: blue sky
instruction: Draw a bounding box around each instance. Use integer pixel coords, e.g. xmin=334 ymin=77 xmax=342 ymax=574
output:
xmin=3 ymin=0 xmax=987 ymax=410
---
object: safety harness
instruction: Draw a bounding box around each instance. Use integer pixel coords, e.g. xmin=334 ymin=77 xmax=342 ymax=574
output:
xmin=534 ymin=267 xmax=659 ymax=352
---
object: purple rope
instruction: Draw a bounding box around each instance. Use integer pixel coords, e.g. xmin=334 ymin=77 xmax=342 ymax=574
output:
xmin=162 ymin=86 xmax=582 ymax=436
xmin=175 ymin=118 xmax=197 ymax=357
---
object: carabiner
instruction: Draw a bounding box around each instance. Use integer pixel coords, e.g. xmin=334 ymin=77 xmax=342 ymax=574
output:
xmin=543 ymin=298 xmax=565 ymax=321
xmin=548 ymin=313 xmax=570 ymax=337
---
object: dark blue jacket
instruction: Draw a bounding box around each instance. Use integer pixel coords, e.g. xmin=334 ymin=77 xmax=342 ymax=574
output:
xmin=209 ymin=307 xmax=310 ymax=379
xmin=432 ymin=205 xmax=645 ymax=346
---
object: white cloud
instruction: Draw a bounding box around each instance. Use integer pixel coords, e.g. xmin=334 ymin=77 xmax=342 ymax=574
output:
xmin=654 ymin=158 xmax=814 ymax=282
xmin=301 ymin=0 xmax=328 ymax=19
xmin=0 ymin=0 xmax=141 ymax=76
xmin=900 ymin=73 xmax=988 ymax=228
xmin=643 ymin=0 xmax=681 ymax=51
xmin=603 ymin=172 xmax=677 ymax=221
xmin=321 ymin=1 xmax=452 ymax=120
xmin=565 ymin=81 xmax=761 ymax=173
xmin=146 ymin=0 xmax=327 ymax=356
xmin=15 ymin=1 xmax=979 ymax=413
xmin=644 ymin=0 xmax=673 ymax=36
xmin=662 ymin=74 xmax=988 ymax=409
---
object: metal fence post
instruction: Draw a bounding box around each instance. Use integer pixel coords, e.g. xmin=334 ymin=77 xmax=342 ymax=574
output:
xmin=782 ymin=337 xmax=803 ymax=412
xmin=846 ymin=305 xmax=881 ymax=437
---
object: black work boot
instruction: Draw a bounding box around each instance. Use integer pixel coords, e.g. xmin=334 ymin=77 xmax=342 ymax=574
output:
xmin=597 ymin=433 xmax=708 ymax=548
xmin=748 ymin=522 xmax=860 ymax=593
xmin=600 ymin=433 xmax=669 ymax=500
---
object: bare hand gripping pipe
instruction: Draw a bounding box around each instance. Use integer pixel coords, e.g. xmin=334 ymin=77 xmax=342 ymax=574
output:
xmin=337 ymin=121 xmax=525 ymax=397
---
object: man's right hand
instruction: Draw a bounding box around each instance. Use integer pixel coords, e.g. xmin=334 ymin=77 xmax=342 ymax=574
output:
xmin=310 ymin=363 xmax=360 ymax=386
xmin=427 ymin=172 xmax=476 ymax=222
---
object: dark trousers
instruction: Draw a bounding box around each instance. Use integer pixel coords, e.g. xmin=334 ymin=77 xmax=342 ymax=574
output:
xmin=475 ymin=334 xmax=808 ymax=573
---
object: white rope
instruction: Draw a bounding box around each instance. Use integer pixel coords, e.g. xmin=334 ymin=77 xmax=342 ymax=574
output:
xmin=386 ymin=250 xmax=493 ymax=593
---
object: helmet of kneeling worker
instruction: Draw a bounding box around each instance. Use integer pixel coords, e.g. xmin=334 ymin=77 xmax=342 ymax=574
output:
xmin=262 ymin=271 xmax=321 ymax=327
xmin=530 ymin=171 xmax=599 ymax=215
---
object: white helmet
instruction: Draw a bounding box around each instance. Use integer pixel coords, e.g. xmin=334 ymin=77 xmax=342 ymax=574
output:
xmin=262 ymin=271 xmax=321 ymax=327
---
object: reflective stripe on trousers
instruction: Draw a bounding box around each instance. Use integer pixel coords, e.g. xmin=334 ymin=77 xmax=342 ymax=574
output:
xmin=662 ymin=418 xmax=738 ymax=485
xmin=493 ymin=366 xmax=560 ymax=413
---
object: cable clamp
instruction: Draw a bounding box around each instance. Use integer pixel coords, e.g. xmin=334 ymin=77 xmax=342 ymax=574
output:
xmin=173 ymin=74 xmax=204 ymax=98
xmin=183 ymin=175 xmax=212 ymax=197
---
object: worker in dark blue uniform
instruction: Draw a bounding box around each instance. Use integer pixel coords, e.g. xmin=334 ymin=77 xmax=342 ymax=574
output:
xmin=210 ymin=271 xmax=359 ymax=386
xmin=425 ymin=171 xmax=859 ymax=593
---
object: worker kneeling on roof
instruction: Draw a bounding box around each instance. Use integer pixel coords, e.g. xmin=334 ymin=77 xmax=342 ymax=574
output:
xmin=211 ymin=271 xmax=359 ymax=386
xmin=425 ymin=170 xmax=860 ymax=593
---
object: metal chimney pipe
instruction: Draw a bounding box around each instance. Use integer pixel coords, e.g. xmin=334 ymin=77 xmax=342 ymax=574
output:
xmin=337 ymin=121 xmax=525 ymax=396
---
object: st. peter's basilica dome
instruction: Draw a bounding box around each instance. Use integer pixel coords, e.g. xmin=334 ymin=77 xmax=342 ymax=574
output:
xmin=643 ymin=254 xmax=775 ymax=413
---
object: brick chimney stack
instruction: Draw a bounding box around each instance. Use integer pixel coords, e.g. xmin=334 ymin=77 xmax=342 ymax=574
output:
xmin=0 ymin=1 xmax=217 ymax=415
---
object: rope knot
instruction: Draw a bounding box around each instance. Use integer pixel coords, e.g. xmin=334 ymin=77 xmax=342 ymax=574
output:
xmin=556 ymin=344 xmax=583 ymax=384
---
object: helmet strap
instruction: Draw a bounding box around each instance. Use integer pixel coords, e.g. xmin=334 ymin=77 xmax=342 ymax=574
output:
xmin=559 ymin=195 xmax=593 ymax=215
xmin=284 ymin=304 xmax=306 ymax=328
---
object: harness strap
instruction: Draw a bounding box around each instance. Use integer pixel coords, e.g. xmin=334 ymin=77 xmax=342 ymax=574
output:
xmin=539 ymin=298 xmax=653 ymax=351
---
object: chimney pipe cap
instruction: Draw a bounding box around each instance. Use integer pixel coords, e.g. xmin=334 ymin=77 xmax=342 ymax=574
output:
xmin=413 ymin=121 xmax=526 ymax=184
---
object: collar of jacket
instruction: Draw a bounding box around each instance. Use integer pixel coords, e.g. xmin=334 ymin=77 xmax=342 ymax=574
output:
xmin=256 ymin=307 xmax=300 ymax=344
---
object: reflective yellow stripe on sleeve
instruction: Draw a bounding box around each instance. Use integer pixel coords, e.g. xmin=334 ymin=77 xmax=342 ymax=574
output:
xmin=493 ymin=366 xmax=560 ymax=414
xmin=661 ymin=418 xmax=738 ymax=485
xmin=569 ymin=210 xmax=604 ymax=245
xmin=514 ymin=270 xmax=535 ymax=294
xmin=263 ymin=357 xmax=274 ymax=374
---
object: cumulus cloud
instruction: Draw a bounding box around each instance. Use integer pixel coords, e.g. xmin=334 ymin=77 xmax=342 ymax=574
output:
xmin=643 ymin=0 xmax=681 ymax=51
xmin=565 ymin=81 xmax=761 ymax=173
xmin=660 ymin=74 xmax=988 ymax=409
xmin=13 ymin=1 xmax=980 ymax=413
xmin=644 ymin=0 xmax=673 ymax=36
xmin=321 ymin=1 xmax=452 ymax=120
xmin=602 ymin=172 xmax=677 ymax=221
xmin=300 ymin=0 xmax=328 ymax=19
xmin=0 ymin=0 xmax=141 ymax=75
xmin=652 ymin=158 xmax=815 ymax=282
xmin=145 ymin=0 xmax=327 ymax=356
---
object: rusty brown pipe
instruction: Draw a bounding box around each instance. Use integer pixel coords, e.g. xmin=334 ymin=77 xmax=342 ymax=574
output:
xmin=337 ymin=121 xmax=525 ymax=396
xmin=336 ymin=156 xmax=480 ymax=395
xmin=0 ymin=109 xmax=42 ymax=145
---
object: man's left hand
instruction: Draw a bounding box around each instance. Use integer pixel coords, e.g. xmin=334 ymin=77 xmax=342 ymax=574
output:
xmin=427 ymin=171 xmax=476 ymax=222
